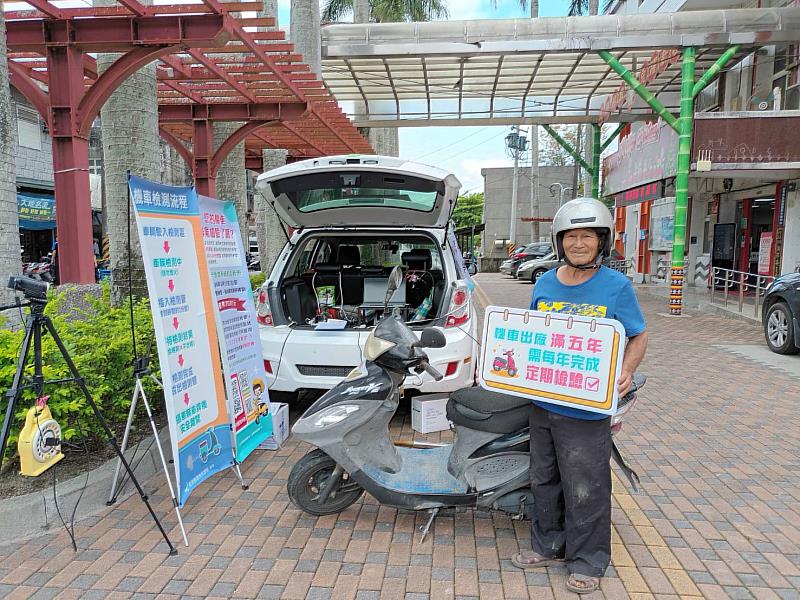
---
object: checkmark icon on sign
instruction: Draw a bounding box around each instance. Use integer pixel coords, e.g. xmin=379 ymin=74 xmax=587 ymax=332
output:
xmin=584 ymin=377 xmax=600 ymax=392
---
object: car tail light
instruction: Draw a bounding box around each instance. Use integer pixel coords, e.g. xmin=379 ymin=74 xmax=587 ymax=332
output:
xmin=256 ymin=289 xmax=273 ymax=326
xmin=263 ymin=360 xmax=273 ymax=374
xmin=444 ymin=361 xmax=458 ymax=377
xmin=445 ymin=282 xmax=470 ymax=328
xmin=611 ymin=422 xmax=622 ymax=434
xmin=512 ymin=253 xmax=525 ymax=259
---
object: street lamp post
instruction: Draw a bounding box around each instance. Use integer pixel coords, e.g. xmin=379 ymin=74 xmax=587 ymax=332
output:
xmin=550 ymin=183 xmax=573 ymax=208
xmin=505 ymin=126 xmax=528 ymax=249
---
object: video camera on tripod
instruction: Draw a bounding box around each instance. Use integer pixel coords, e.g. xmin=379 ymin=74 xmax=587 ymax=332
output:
xmin=7 ymin=275 xmax=49 ymax=302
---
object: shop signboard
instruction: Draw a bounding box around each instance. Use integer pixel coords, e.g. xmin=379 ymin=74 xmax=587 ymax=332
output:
xmin=758 ymin=232 xmax=773 ymax=275
xmin=604 ymin=121 xmax=678 ymax=196
xmin=130 ymin=176 xmax=234 ymax=507
xmin=18 ymin=192 xmax=55 ymax=230
xmin=198 ymin=195 xmax=272 ymax=461
xmin=479 ymin=307 xmax=625 ymax=416
xmin=649 ymin=197 xmax=675 ymax=252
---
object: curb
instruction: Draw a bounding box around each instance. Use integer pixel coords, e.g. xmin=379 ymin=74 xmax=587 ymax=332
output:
xmin=0 ymin=427 xmax=172 ymax=546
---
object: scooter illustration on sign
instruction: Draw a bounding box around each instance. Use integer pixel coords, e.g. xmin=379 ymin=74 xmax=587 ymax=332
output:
xmin=198 ymin=428 xmax=222 ymax=464
xmin=491 ymin=348 xmax=518 ymax=378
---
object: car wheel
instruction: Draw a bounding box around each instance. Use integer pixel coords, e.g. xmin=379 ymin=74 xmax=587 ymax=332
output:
xmin=287 ymin=449 xmax=364 ymax=515
xmin=531 ymin=268 xmax=546 ymax=284
xmin=764 ymin=302 xmax=800 ymax=355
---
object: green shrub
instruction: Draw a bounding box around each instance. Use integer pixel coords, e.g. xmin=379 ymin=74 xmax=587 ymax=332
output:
xmin=0 ymin=285 xmax=160 ymax=462
xmin=250 ymin=272 xmax=266 ymax=291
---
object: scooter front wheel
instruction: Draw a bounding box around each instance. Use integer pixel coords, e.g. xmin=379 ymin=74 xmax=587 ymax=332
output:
xmin=287 ymin=449 xmax=364 ymax=516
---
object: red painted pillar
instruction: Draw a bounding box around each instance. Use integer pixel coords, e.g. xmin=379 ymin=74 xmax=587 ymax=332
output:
xmin=47 ymin=45 xmax=95 ymax=284
xmin=192 ymin=118 xmax=216 ymax=198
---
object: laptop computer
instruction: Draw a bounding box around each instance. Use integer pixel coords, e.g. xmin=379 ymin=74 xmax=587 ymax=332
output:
xmin=362 ymin=277 xmax=407 ymax=306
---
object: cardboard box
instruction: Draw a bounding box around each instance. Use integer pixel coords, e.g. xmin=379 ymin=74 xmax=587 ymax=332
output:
xmin=411 ymin=393 xmax=452 ymax=434
xmin=257 ymin=402 xmax=289 ymax=450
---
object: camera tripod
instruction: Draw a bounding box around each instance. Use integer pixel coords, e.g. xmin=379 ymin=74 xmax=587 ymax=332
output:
xmin=0 ymin=295 xmax=177 ymax=555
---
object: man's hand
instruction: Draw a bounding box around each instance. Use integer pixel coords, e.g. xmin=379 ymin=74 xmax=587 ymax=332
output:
xmin=617 ymin=370 xmax=633 ymax=397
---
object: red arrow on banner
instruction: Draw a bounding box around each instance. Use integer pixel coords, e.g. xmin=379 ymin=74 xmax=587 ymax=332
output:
xmin=183 ymin=392 xmax=190 ymax=405
xmin=178 ymin=354 xmax=184 ymax=367
xmin=163 ymin=240 xmax=170 ymax=253
xmin=168 ymin=279 xmax=175 ymax=292
xmin=172 ymin=317 xmax=179 ymax=330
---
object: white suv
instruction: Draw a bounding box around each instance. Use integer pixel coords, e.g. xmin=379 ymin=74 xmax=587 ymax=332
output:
xmin=254 ymin=155 xmax=478 ymax=402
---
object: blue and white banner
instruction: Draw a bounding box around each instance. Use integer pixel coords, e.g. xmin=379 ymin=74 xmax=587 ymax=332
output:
xmin=129 ymin=175 xmax=234 ymax=506
xmin=198 ymin=195 xmax=272 ymax=461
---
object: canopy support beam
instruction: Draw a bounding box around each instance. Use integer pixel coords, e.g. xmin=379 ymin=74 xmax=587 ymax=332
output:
xmin=597 ymin=50 xmax=680 ymax=134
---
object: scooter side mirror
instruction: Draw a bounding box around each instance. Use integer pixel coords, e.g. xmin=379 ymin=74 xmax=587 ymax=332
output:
xmin=384 ymin=265 xmax=404 ymax=309
xmin=419 ymin=327 xmax=446 ymax=349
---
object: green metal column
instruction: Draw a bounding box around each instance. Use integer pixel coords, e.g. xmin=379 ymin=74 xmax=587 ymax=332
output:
xmin=669 ymin=47 xmax=696 ymax=316
xmin=591 ymin=124 xmax=601 ymax=200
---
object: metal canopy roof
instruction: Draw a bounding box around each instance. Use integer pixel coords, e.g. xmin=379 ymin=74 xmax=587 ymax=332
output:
xmin=321 ymin=7 xmax=800 ymax=127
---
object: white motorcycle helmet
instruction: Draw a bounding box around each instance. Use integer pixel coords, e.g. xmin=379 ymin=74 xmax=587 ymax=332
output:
xmin=551 ymin=197 xmax=614 ymax=270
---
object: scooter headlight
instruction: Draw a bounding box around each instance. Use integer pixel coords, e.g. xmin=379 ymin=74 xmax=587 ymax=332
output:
xmin=363 ymin=330 xmax=396 ymax=361
xmin=310 ymin=404 xmax=360 ymax=428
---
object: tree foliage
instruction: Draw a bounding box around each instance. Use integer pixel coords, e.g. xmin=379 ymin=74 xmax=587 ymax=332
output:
xmin=539 ymin=125 xmax=581 ymax=167
xmin=452 ymin=192 xmax=484 ymax=229
xmin=322 ymin=0 xmax=448 ymax=23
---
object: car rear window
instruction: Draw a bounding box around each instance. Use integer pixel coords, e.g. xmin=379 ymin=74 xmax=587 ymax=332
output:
xmin=271 ymin=171 xmax=442 ymax=214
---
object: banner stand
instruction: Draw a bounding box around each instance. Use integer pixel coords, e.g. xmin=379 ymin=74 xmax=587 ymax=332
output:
xmin=230 ymin=456 xmax=248 ymax=491
xmin=107 ymin=362 xmax=189 ymax=547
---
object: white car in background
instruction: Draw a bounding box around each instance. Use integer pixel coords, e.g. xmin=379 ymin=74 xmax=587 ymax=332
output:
xmin=254 ymin=155 xmax=478 ymax=402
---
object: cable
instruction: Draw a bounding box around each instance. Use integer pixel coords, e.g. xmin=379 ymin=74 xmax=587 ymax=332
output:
xmin=413 ymin=126 xmax=496 ymax=160
xmin=126 ymin=171 xmax=138 ymax=363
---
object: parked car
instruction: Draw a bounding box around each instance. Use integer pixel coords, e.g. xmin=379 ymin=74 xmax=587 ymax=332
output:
xmin=253 ymin=155 xmax=478 ymax=402
xmin=499 ymin=242 xmax=553 ymax=278
xmin=517 ymin=248 xmax=628 ymax=284
xmin=516 ymin=252 xmax=560 ymax=283
xmin=762 ymin=269 xmax=800 ymax=355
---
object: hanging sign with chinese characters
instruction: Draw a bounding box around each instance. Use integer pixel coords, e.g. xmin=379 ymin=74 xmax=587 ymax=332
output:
xmin=479 ymin=307 xmax=626 ymax=415
xmin=129 ymin=175 xmax=234 ymax=507
xmin=198 ymin=195 xmax=272 ymax=462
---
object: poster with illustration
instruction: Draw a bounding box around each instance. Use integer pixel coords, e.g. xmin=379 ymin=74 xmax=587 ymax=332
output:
xmin=479 ymin=306 xmax=626 ymax=415
xmin=198 ymin=195 xmax=272 ymax=461
xmin=129 ymin=176 xmax=233 ymax=506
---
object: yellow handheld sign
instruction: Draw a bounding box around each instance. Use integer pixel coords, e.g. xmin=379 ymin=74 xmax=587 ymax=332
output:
xmin=18 ymin=401 xmax=64 ymax=477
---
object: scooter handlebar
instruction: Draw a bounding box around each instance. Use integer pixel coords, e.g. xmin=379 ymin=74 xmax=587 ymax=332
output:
xmin=420 ymin=361 xmax=444 ymax=382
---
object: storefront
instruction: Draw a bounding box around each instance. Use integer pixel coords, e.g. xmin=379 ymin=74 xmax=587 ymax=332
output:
xmin=18 ymin=189 xmax=57 ymax=263
xmin=604 ymin=120 xmax=682 ymax=283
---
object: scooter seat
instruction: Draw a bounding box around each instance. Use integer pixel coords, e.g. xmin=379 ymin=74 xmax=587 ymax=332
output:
xmin=446 ymin=386 xmax=531 ymax=434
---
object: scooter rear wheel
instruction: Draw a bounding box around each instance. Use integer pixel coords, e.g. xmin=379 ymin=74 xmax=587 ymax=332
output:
xmin=287 ymin=449 xmax=364 ymax=515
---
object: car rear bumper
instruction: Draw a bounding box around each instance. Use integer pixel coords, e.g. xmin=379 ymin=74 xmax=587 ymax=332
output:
xmin=259 ymin=320 xmax=477 ymax=394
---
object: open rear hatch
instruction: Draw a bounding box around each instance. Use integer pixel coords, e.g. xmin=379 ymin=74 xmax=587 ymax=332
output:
xmin=255 ymin=155 xmax=461 ymax=230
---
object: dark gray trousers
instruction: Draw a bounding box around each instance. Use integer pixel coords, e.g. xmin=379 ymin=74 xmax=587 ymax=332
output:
xmin=528 ymin=403 xmax=612 ymax=578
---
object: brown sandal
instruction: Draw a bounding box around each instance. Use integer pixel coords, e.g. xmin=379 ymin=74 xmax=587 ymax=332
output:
xmin=511 ymin=550 xmax=564 ymax=570
xmin=566 ymin=573 xmax=600 ymax=594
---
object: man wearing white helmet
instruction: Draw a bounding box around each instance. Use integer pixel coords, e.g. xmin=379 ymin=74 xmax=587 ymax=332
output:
xmin=512 ymin=197 xmax=649 ymax=594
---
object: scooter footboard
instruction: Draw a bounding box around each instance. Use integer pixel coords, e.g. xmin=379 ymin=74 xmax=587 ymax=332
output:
xmin=447 ymin=425 xmax=510 ymax=480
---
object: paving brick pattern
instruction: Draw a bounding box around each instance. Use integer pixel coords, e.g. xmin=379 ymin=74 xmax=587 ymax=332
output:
xmin=1 ymin=272 xmax=798 ymax=599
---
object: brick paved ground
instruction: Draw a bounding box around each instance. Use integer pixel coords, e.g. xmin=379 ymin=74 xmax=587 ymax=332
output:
xmin=1 ymin=272 xmax=799 ymax=599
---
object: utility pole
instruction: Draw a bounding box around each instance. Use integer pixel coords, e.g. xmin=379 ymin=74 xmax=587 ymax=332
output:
xmin=505 ymin=127 xmax=528 ymax=248
xmin=530 ymin=126 xmax=539 ymax=242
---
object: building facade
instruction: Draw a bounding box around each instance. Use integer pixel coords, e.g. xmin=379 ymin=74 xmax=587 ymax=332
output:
xmin=603 ymin=0 xmax=800 ymax=286
xmin=480 ymin=165 xmax=574 ymax=269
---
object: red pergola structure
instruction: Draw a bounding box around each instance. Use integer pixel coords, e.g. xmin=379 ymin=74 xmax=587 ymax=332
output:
xmin=5 ymin=0 xmax=372 ymax=284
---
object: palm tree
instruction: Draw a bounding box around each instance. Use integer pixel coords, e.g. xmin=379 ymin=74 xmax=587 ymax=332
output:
xmin=322 ymin=0 xmax=448 ymax=23
xmin=0 ymin=12 xmax=23 ymax=307
xmin=569 ymin=0 xmax=614 ymax=16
